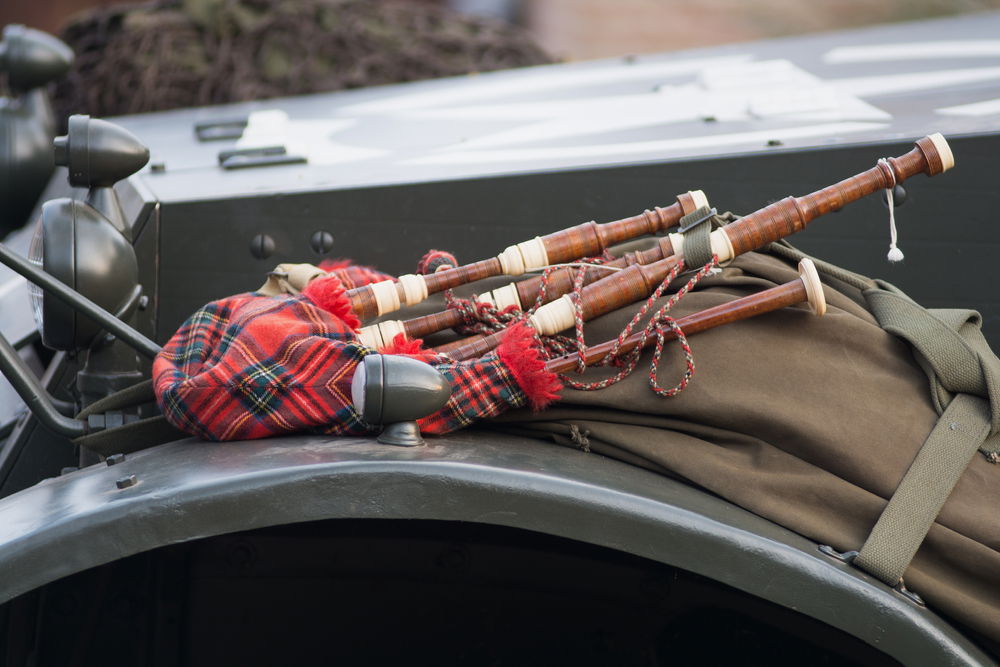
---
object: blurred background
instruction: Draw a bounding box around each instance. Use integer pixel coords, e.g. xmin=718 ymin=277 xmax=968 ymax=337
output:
xmin=3 ymin=0 xmax=1000 ymax=120
xmin=2 ymin=0 xmax=1000 ymax=151
xmin=5 ymin=0 xmax=1000 ymax=61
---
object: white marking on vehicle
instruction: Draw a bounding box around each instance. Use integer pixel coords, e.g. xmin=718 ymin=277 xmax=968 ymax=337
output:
xmin=936 ymin=97 xmax=1000 ymax=116
xmin=825 ymin=41 xmax=1000 ymax=63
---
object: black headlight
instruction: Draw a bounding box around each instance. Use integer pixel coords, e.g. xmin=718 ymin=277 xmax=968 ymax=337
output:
xmin=27 ymin=216 xmax=45 ymax=330
xmin=29 ymin=114 xmax=149 ymax=351
xmin=0 ymin=24 xmax=73 ymax=94
xmin=36 ymin=198 xmax=139 ymax=351
xmin=0 ymin=101 xmax=55 ymax=235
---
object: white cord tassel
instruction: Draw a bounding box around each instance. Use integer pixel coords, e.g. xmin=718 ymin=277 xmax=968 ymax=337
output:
xmin=880 ymin=158 xmax=904 ymax=263
xmin=886 ymin=190 xmax=905 ymax=262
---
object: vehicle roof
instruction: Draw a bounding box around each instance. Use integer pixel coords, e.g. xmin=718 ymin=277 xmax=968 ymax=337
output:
xmin=106 ymin=11 xmax=1000 ymax=203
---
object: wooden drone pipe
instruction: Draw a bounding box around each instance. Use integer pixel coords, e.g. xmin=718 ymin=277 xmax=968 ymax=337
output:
xmin=543 ymin=259 xmax=827 ymax=373
xmin=362 ymin=133 xmax=953 ymax=350
xmin=439 ymin=133 xmax=953 ymax=356
xmin=346 ymin=190 xmax=708 ymax=322
xmin=435 ymin=259 xmax=826 ymax=362
xmin=667 ymin=133 xmax=954 ymax=264
xmin=477 ymin=235 xmax=675 ymax=310
xmin=358 ymin=235 xmax=679 ymax=349
xmin=439 ymin=258 xmax=825 ymax=362
xmin=439 ymin=132 xmax=951 ymax=337
xmin=435 ymin=254 xmax=684 ymax=360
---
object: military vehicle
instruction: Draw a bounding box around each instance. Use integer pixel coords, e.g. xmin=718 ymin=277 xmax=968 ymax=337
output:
xmin=1 ymin=12 xmax=999 ymax=666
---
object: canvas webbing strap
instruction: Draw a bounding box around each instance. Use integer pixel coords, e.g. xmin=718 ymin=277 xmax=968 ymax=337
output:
xmin=864 ymin=285 xmax=1000 ymax=454
xmin=766 ymin=241 xmax=875 ymax=294
xmin=854 ymin=285 xmax=1000 ymax=585
xmin=72 ymin=415 xmax=187 ymax=457
xmin=72 ymin=380 xmax=185 ymax=456
xmin=677 ymin=206 xmax=717 ymax=268
xmin=76 ymin=379 xmax=155 ymax=419
xmin=853 ymin=392 xmax=990 ymax=584
xmin=257 ymin=263 xmax=326 ymax=296
xmin=764 ymin=241 xmax=1000 ymax=586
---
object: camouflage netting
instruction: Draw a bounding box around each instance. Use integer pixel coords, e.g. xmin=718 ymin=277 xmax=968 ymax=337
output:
xmin=53 ymin=0 xmax=553 ymax=119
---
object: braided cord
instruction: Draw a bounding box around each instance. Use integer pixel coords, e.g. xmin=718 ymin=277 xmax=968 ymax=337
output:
xmin=439 ymin=248 xmax=718 ymax=398
xmin=441 ymin=253 xmax=613 ymax=357
xmin=561 ymin=256 xmax=719 ymax=396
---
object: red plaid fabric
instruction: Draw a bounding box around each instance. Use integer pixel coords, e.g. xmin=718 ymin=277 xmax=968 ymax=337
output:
xmin=317 ymin=259 xmax=394 ymax=290
xmin=153 ymin=275 xmax=559 ymax=441
xmin=416 ymin=249 xmax=459 ymax=274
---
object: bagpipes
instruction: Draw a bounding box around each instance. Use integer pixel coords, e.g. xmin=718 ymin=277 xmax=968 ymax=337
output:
xmin=154 ymin=133 xmax=954 ymax=441
xmin=352 ymin=133 xmax=953 ymax=382
xmin=347 ymin=189 xmax=709 ymax=324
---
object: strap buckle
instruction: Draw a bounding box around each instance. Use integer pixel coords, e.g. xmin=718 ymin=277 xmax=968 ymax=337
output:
xmin=677 ymin=206 xmax=718 ymax=233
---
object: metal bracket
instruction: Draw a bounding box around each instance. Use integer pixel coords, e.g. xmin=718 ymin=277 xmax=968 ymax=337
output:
xmin=819 ymin=546 xmax=925 ymax=607
xmin=86 ymin=410 xmax=140 ymax=433
xmin=217 ymin=145 xmax=288 ymax=165
xmin=220 ymin=149 xmax=307 ymax=170
xmin=194 ymin=117 xmax=248 ymax=142
xmin=893 ymin=578 xmax=926 ymax=606
xmin=818 ymin=544 xmax=859 ymax=564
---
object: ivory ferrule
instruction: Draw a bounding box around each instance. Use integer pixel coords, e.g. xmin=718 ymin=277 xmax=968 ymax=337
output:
xmin=356 ymin=324 xmax=382 ymax=349
xmin=927 ymin=133 xmax=954 ymax=172
xmin=667 ymin=232 xmax=685 ymax=259
xmin=369 ymin=279 xmax=401 ymax=317
xmin=397 ymin=274 xmax=429 ymax=305
xmin=477 ymin=283 xmax=522 ymax=310
xmin=711 ymin=229 xmax=735 ymax=263
xmin=356 ymin=319 xmax=407 ymax=349
xmin=688 ymin=189 xmax=709 ymax=210
xmin=528 ymin=294 xmax=576 ymax=336
xmin=498 ymin=237 xmax=549 ymax=276
xmin=797 ymin=259 xmax=827 ymax=316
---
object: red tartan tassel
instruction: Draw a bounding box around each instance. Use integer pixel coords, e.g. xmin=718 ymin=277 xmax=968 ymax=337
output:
xmin=302 ymin=275 xmax=361 ymax=331
xmin=380 ymin=333 xmax=426 ymax=355
xmin=497 ymin=322 xmax=561 ymax=411
xmin=379 ymin=333 xmax=438 ymax=362
xmin=416 ymin=249 xmax=459 ymax=274
xmin=317 ymin=259 xmax=353 ymax=272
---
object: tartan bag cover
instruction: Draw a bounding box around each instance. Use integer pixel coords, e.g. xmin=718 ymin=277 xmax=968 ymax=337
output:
xmin=153 ymin=274 xmax=560 ymax=441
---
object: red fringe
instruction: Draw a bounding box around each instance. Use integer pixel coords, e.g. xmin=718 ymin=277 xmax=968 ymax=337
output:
xmin=301 ymin=275 xmax=361 ymax=331
xmin=497 ymin=322 xmax=562 ymax=411
xmin=317 ymin=258 xmax=353 ymax=272
xmin=380 ymin=333 xmax=426 ymax=355
xmin=379 ymin=333 xmax=437 ymax=362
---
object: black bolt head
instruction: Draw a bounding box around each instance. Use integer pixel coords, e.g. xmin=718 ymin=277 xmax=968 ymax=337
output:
xmin=116 ymin=474 xmax=138 ymax=489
